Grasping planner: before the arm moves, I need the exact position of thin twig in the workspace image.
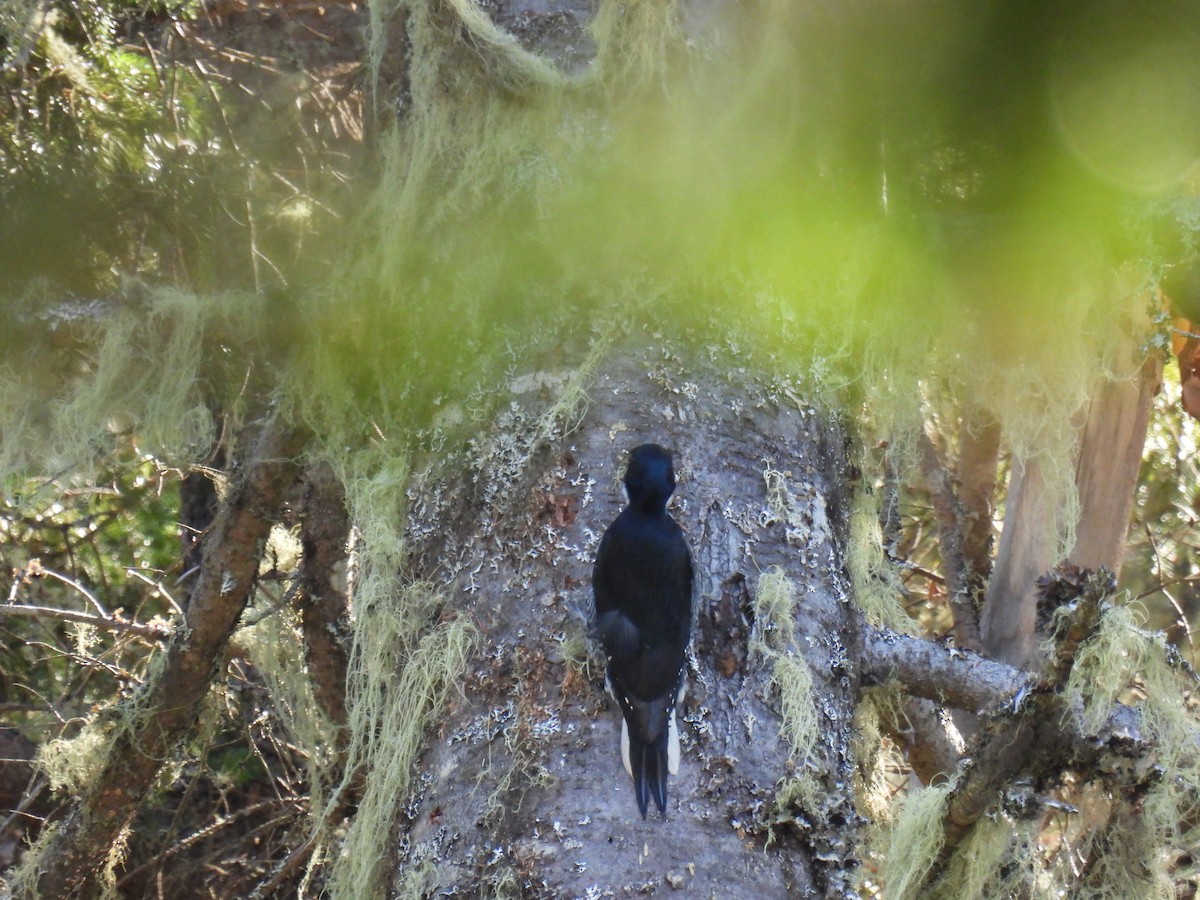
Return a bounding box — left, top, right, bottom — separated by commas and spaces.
895, 561, 946, 586
115, 799, 298, 888
1134, 573, 1200, 600
1141, 523, 1194, 651
35, 566, 110, 617
0, 774, 50, 839
0, 604, 171, 640
125, 568, 187, 617
24, 639, 138, 682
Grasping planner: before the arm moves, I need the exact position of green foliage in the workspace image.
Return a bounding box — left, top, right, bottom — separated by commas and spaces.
1, 0, 209, 290
1, 0, 357, 294
206, 745, 268, 790
0, 457, 181, 737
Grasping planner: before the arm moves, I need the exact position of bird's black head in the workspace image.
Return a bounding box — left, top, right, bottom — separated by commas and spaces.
623, 444, 677, 512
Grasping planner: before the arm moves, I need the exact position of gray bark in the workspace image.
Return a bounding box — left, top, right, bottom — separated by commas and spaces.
396, 340, 861, 897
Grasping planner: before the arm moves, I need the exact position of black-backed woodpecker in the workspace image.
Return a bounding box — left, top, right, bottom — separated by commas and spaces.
592, 443, 694, 819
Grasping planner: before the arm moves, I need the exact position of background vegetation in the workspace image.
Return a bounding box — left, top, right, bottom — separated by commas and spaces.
3, 0, 1200, 895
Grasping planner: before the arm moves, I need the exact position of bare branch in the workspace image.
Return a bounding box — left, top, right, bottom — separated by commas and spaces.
0, 603, 171, 641
862, 624, 1024, 714
17, 563, 110, 618
124, 568, 187, 617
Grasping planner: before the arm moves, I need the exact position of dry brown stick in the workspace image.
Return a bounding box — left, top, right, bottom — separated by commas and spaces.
249, 831, 318, 899
114, 798, 297, 889
956, 413, 1000, 585
21, 418, 306, 899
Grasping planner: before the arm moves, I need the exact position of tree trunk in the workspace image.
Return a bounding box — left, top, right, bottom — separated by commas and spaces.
1069, 353, 1162, 572
394, 341, 862, 896
980, 455, 1055, 667
982, 298, 1160, 669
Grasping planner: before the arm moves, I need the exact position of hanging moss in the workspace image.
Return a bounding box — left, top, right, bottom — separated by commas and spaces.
0, 288, 261, 486
751, 568, 821, 809
1058, 602, 1200, 899
324, 580, 476, 897
235, 611, 341, 813
933, 816, 1038, 900
851, 695, 902, 824
1, 0, 1192, 896
879, 781, 952, 900
36, 721, 115, 797
1064, 601, 1151, 736
847, 490, 914, 632
5, 820, 60, 900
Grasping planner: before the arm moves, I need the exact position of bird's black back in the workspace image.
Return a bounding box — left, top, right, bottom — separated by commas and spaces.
592, 441, 691, 715
592, 444, 694, 818
593, 508, 692, 700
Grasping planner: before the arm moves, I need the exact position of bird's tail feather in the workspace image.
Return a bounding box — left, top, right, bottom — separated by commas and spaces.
622, 715, 673, 818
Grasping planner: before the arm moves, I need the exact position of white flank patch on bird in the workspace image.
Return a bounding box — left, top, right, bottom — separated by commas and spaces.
667, 709, 680, 776
621, 718, 633, 778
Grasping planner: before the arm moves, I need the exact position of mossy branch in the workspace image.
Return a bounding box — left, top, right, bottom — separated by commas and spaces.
921, 567, 1119, 893
863, 580, 1171, 898
1041, 567, 1114, 686
20, 416, 306, 899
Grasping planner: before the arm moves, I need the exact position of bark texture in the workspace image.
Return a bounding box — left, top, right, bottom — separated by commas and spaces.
919, 433, 983, 653
395, 341, 862, 897
299, 462, 352, 732
982, 320, 1159, 670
